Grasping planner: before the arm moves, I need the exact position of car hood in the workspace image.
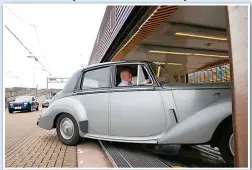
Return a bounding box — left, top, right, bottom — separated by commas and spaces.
9, 101, 31, 104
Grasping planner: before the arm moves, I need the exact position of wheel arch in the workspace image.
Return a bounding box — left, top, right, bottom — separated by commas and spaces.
209, 115, 233, 147
158, 97, 232, 144
53, 112, 63, 128
41, 97, 88, 136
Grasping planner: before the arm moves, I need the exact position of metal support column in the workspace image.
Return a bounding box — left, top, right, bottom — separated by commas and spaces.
226, 6, 248, 167
46, 77, 48, 89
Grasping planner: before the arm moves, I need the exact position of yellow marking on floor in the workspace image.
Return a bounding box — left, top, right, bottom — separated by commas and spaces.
171, 166, 184, 168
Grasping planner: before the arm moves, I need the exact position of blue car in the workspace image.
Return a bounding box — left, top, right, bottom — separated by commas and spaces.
8, 96, 39, 113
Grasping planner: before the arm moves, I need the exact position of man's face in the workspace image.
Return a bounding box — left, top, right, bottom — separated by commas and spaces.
122, 70, 132, 82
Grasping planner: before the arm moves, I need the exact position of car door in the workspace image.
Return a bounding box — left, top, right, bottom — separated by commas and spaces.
110, 63, 167, 137
72, 66, 111, 136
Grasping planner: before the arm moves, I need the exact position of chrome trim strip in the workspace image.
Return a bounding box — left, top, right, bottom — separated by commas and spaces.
111, 87, 155, 92
84, 133, 165, 144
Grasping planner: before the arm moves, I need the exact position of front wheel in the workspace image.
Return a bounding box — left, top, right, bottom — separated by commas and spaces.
219, 125, 234, 166
56, 113, 81, 146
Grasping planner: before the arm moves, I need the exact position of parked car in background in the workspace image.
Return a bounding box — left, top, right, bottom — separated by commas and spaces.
37, 61, 233, 165
42, 99, 51, 108
8, 95, 39, 113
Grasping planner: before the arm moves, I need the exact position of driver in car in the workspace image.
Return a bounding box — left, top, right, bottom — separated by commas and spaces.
118, 69, 151, 86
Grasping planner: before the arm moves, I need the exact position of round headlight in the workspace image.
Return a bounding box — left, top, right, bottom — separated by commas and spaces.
24, 102, 28, 105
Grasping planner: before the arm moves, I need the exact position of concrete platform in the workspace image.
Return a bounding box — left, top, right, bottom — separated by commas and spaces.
77, 139, 113, 168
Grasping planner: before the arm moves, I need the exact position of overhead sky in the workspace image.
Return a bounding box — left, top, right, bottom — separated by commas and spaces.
3, 4, 106, 89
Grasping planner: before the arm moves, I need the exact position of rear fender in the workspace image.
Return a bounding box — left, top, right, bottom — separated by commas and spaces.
158, 97, 232, 144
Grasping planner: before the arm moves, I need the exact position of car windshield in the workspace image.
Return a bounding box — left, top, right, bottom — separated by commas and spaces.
149, 62, 177, 84
15, 96, 32, 102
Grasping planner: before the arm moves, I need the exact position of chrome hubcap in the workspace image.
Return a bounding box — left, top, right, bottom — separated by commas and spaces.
60, 118, 74, 140
229, 133, 234, 156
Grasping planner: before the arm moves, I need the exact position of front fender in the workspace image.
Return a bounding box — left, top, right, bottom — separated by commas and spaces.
158, 96, 232, 144
38, 96, 88, 136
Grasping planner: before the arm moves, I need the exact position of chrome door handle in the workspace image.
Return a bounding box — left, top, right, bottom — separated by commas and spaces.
212, 92, 220, 96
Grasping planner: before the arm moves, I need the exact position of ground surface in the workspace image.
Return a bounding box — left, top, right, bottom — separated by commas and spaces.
5, 108, 77, 168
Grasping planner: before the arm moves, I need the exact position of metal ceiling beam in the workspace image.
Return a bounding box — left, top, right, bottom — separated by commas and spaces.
162, 22, 227, 40
164, 21, 227, 32
139, 44, 229, 56
111, 6, 179, 62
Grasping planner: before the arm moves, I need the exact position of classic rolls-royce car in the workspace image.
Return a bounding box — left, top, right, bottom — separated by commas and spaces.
37, 61, 233, 164
42, 99, 51, 108
9, 95, 39, 113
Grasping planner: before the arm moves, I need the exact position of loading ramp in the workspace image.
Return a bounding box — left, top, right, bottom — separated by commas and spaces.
99, 140, 229, 168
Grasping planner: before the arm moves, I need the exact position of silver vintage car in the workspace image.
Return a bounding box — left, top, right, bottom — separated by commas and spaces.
37, 61, 233, 164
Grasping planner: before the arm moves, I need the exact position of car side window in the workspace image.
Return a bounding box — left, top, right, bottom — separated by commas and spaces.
138, 65, 153, 85
115, 64, 153, 87
81, 67, 111, 89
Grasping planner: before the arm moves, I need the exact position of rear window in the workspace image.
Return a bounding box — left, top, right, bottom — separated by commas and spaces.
81, 67, 111, 89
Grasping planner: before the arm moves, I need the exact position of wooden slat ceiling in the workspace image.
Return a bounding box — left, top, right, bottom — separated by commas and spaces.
111, 6, 179, 61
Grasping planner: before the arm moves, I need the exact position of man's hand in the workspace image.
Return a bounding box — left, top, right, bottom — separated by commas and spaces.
145, 79, 151, 84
